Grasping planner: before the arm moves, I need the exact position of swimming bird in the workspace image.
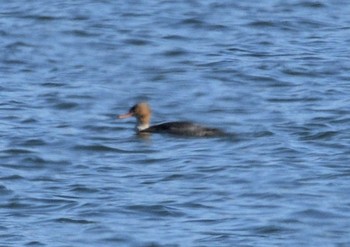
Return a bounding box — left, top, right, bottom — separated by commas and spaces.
117, 102, 225, 137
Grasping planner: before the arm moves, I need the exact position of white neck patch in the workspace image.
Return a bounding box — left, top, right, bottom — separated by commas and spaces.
136, 123, 149, 131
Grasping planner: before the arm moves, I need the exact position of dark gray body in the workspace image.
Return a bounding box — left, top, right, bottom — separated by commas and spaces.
140, 121, 225, 137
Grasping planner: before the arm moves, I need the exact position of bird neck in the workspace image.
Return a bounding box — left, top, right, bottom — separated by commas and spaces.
136, 115, 150, 131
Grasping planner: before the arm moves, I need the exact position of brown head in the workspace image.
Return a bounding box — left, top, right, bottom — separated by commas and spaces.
118, 102, 151, 130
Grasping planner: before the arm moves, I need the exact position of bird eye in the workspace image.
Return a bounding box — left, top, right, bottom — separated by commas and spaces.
129, 106, 136, 113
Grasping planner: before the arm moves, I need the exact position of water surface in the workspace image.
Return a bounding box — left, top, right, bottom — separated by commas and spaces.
1, 1, 350, 246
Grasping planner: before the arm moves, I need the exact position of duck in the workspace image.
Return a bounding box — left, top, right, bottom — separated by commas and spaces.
117, 102, 225, 137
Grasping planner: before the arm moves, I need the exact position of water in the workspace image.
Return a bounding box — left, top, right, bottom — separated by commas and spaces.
1, 0, 350, 246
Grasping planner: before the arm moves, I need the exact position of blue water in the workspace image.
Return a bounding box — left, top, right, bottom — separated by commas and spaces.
1, 1, 350, 246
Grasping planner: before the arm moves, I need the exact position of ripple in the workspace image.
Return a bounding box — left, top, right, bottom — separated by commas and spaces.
2, 156, 49, 171
253, 130, 274, 137
160, 174, 186, 181
21, 14, 63, 21
0, 175, 24, 181
41, 82, 67, 88
181, 16, 203, 24
161, 48, 189, 57
246, 20, 276, 28
267, 97, 320, 103
25, 241, 45, 246
253, 225, 292, 235
98, 235, 132, 245
63, 29, 97, 37
330, 117, 350, 125
21, 155, 46, 165
33, 15, 61, 22
126, 204, 184, 217
281, 67, 316, 77
0, 184, 13, 196
3, 59, 27, 65
22, 139, 47, 146
293, 209, 342, 219
5, 41, 35, 49
21, 118, 38, 124
0, 201, 31, 209
162, 34, 187, 40
296, 1, 326, 8
74, 144, 129, 153
123, 38, 153, 46
300, 130, 338, 141
53, 101, 79, 110
55, 217, 95, 224
3, 148, 34, 154
69, 184, 100, 194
